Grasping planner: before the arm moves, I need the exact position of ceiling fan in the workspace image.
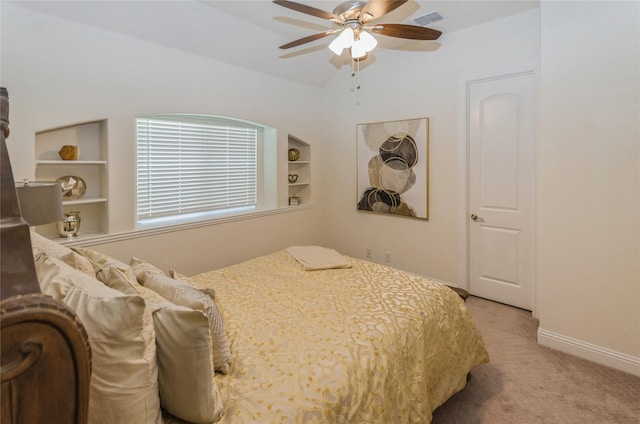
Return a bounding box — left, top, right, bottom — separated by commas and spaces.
273, 0, 442, 60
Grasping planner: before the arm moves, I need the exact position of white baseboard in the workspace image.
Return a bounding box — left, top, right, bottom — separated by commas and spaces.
537, 328, 640, 377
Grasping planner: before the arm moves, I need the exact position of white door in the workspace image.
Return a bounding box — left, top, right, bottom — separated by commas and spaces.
468, 72, 536, 310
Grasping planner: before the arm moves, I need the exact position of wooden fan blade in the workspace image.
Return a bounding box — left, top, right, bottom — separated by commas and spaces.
371, 24, 442, 40
360, 0, 408, 22
278, 30, 335, 49
273, 0, 340, 22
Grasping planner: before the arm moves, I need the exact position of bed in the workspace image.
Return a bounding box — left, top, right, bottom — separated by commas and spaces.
185, 248, 490, 423
0, 87, 489, 423
28, 239, 489, 424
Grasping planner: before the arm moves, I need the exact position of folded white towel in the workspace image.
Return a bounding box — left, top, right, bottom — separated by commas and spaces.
285, 246, 352, 271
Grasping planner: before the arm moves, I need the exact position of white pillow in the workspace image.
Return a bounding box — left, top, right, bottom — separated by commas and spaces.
34, 253, 162, 424
59, 251, 96, 277
130, 255, 167, 276
69, 249, 224, 422
72, 246, 141, 295
30, 230, 72, 258
131, 257, 231, 374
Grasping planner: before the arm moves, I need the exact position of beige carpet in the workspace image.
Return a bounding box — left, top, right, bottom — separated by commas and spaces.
432, 296, 640, 424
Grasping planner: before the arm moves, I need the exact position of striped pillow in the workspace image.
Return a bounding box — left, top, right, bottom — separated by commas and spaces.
131, 258, 231, 374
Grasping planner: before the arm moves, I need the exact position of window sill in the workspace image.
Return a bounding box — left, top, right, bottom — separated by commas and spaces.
60, 203, 312, 247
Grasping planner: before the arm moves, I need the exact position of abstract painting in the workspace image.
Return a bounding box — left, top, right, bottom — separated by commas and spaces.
356, 117, 429, 220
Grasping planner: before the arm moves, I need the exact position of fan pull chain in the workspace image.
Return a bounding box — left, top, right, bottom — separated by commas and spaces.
351, 57, 361, 91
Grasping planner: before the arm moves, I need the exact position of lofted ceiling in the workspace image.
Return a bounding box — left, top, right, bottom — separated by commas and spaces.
11, 0, 539, 87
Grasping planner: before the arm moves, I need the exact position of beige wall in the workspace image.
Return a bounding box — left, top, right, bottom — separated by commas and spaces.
537, 1, 639, 367
1, 3, 328, 273
321, 10, 540, 284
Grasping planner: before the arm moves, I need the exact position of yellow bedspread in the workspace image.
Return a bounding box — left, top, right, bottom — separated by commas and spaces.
188, 250, 489, 423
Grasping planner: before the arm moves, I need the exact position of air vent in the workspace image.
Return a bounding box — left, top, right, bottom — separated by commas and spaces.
414, 11, 443, 26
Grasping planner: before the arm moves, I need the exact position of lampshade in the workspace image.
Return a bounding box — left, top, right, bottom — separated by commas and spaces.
358, 31, 378, 52
16, 181, 64, 226
328, 27, 354, 55
351, 31, 378, 59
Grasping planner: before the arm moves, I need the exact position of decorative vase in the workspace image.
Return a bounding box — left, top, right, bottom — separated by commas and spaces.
289, 196, 300, 206
59, 145, 80, 160
57, 211, 81, 239
288, 174, 299, 183
288, 148, 300, 161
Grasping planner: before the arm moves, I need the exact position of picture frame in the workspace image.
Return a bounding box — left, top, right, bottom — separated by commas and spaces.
356, 117, 429, 220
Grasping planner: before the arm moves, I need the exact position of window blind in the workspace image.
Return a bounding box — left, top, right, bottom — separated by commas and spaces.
136, 117, 258, 222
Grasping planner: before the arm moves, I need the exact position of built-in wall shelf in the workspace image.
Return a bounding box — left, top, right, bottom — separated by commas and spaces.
33, 120, 109, 240
287, 135, 311, 206
36, 160, 107, 166
63, 197, 108, 206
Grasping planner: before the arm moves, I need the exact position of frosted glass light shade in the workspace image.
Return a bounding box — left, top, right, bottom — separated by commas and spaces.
351, 40, 367, 58
328, 27, 354, 55
359, 31, 378, 52
351, 31, 377, 59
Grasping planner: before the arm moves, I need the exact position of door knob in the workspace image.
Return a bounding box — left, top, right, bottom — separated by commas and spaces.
471, 214, 480, 221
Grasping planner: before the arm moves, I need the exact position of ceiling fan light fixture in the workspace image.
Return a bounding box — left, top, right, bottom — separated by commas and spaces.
274, 0, 443, 83
351, 31, 377, 58
358, 30, 377, 52
350, 43, 366, 59
328, 27, 355, 55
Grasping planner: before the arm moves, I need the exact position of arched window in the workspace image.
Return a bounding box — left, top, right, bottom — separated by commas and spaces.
136, 114, 269, 226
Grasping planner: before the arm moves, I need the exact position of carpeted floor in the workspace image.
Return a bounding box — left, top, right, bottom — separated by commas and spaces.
432, 296, 640, 424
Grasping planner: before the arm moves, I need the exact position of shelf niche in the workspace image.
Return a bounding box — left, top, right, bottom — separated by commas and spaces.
287, 135, 311, 206
33, 120, 108, 240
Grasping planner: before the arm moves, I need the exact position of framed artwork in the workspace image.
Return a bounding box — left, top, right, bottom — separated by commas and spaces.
356, 117, 429, 220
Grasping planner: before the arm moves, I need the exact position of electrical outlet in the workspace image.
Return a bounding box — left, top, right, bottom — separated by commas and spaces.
366, 248, 372, 259
385, 252, 391, 263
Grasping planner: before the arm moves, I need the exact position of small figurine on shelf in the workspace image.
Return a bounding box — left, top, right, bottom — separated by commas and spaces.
58, 145, 80, 160
289, 196, 301, 206
288, 148, 300, 161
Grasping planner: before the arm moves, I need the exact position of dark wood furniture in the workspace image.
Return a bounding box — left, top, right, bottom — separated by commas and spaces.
448, 286, 470, 302
0, 87, 92, 423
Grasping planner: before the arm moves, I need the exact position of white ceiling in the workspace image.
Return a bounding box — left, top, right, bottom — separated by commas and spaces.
13, 0, 539, 87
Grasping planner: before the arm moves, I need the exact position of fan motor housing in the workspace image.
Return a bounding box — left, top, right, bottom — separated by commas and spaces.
333, 1, 367, 21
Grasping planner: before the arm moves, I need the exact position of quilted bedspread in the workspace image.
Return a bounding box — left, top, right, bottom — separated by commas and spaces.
188, 250, 489, 423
